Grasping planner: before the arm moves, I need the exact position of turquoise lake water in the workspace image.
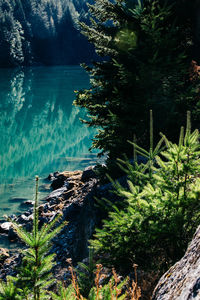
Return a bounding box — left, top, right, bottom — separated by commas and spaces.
0, 66, 98, 220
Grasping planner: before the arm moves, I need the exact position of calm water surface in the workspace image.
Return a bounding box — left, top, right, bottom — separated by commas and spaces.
0, 66, 98, 220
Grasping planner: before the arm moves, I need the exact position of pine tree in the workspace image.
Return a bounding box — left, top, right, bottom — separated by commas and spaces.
4, 176, 67, 300
90, 114, 200, 271
0, 276, 23, 300
74, 0, 200, 162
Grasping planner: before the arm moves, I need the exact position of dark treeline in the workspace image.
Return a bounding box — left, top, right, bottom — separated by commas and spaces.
0, 0, 95, 67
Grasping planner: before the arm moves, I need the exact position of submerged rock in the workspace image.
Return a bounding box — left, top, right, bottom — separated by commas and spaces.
152, 225, 200, 300
39, 184, 51, 192
20, 200, 34, 208
9, 198, 28, 203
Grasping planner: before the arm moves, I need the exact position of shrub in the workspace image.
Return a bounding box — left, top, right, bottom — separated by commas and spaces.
51, 264, 141, 300
90, 118, 200, 272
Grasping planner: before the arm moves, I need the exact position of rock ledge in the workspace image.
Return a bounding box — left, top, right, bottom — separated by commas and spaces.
152, 225, 200, 300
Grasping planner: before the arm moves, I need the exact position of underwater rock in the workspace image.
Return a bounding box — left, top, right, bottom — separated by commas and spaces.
20, 200, 34, 208
9, 197, 28, 203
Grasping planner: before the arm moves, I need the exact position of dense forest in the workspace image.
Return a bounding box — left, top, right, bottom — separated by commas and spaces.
0, 0, 94, 67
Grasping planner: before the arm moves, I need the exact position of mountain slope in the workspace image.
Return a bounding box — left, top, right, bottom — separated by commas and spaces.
0, 0, 94, 67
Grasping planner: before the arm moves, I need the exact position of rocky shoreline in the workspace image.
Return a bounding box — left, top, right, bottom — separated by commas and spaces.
1, 166, 200, 299
0, 166, 107, 281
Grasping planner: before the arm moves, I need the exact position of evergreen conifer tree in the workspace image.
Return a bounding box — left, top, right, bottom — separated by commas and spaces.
90, 114, 200, 271
3, 176, 67, 300
74, 0, 200, 162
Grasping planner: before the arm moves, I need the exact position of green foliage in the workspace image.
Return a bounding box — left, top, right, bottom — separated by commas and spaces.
75, 0, 200, 162
76, 249, 97, 297
4, 176, 67, 300
52, 279, 129, 300
88, 277, 128, 300
90, 121, 200, 272
51, 264, 137, 300
97, 111, 165, 212
52, 249, 97, 299
51, 282, 76, 300
0, 276, 23, 300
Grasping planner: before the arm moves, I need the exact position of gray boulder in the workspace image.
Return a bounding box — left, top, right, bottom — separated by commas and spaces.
46, 186, 67, 202
0, 222, 12, 233
152, 225, 200, 300
81, 166, 97, 182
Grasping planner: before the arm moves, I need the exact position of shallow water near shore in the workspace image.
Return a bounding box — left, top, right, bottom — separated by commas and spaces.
0, 65, 98, 222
